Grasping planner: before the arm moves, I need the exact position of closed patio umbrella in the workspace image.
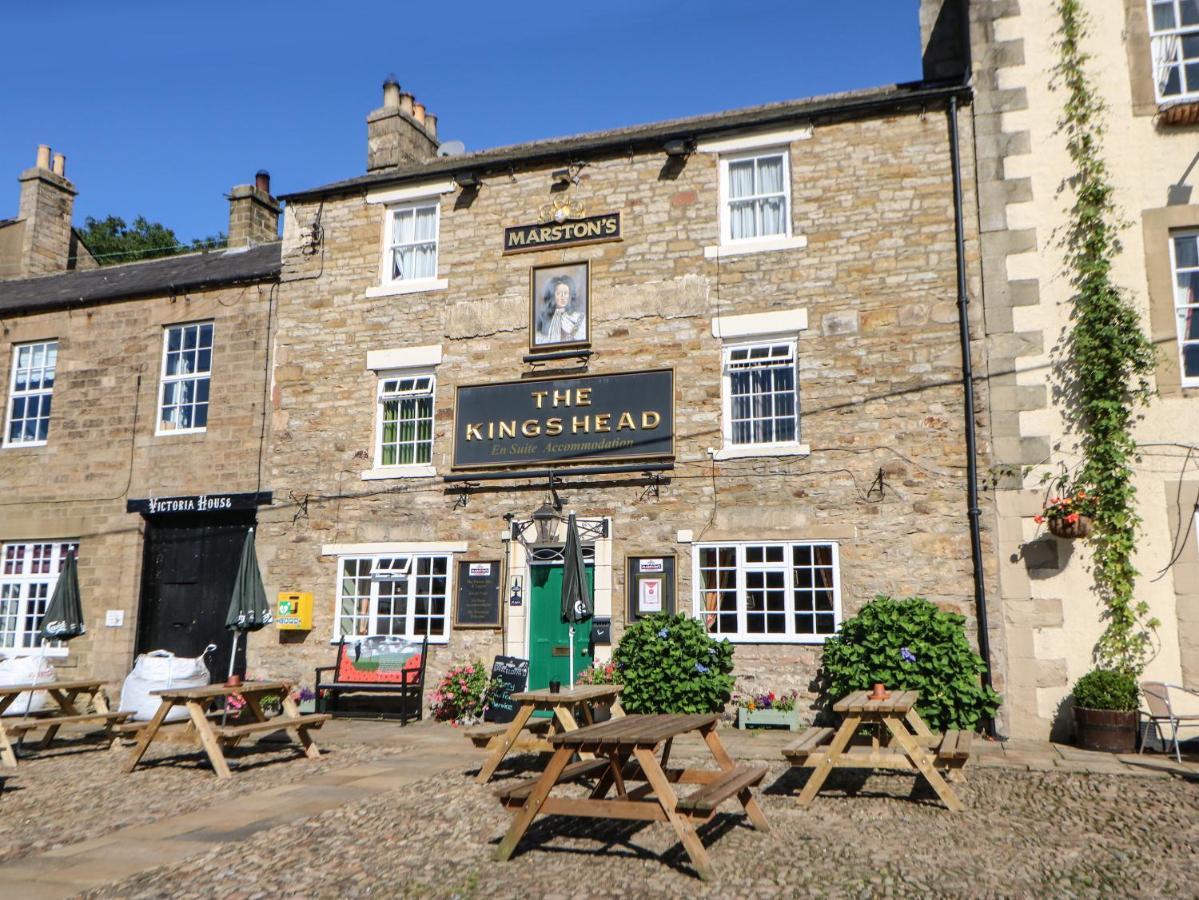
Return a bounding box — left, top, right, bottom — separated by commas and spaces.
23, 550, 86, 714
224, 528, 272, 684
560, 514, 592, 688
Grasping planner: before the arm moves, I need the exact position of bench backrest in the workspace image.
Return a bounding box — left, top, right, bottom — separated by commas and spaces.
334, 634, 429, 685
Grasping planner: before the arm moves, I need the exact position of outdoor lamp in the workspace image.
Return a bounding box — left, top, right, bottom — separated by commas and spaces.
531, 501, 560, 544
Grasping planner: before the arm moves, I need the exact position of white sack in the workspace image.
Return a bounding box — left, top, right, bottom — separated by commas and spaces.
0, 655, 57, 716
118, 650, 210, 722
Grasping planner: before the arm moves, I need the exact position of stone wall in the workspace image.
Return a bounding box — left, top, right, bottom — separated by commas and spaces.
251, 103, 991, 720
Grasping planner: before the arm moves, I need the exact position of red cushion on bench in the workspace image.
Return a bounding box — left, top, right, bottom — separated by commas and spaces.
334, 636, 423, 685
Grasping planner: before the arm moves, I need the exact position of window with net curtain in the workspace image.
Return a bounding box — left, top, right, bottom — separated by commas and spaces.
1150, 0, 1199, 101
725, 151, 789, 242
377, 374, 434, 466
5, 339, 57, 446
725, 342, 798, 446
158, 322, 212, 432
388, 201, 439, 282
1172, 231, 1199, 384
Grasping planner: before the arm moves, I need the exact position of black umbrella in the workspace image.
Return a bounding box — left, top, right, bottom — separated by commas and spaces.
560, 514, 592, 687
23, 550, 86, 714
224, 528, 272, 683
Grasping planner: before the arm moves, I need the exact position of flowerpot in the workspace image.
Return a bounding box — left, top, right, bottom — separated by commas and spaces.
737, 707, 800, 731
1048, 515, 1093, 539
1074, 706, 1137, 752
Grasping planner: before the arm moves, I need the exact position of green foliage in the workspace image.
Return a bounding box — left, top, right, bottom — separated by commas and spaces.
1053, 1, 1158, 675
613, 613, 734, 713
819, 596, 1000, 732
1072, 668, 1139, 712
77, 215, 225, 266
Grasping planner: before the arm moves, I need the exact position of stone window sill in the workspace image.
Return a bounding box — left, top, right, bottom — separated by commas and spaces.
361, 465, 437, 481
365, 278, 448, 299
704, 235, 807, 260
2, 440, 48, 450
712, 443, 810, 461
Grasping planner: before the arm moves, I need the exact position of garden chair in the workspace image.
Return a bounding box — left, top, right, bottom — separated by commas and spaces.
1139, 681, 1199, 763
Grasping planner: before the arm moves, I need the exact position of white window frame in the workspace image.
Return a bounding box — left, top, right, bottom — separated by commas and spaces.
716, 338, 806, 459
1149, 0, 1199, 103
0, 540, 78, 657
705, 145, 806, 259
4, 339, 58, 448
364, 366, 437, 480
1169, 229, 1199, 387
333, 552, 453, 644
156, 321, 213, 436
366, 197, 448, 298
692, 540, 841, 644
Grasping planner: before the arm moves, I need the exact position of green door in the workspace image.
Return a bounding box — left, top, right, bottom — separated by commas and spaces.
528, 563, 594, 692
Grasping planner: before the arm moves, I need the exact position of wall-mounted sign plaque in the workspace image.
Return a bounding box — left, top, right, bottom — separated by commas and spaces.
126, 491, 272, 515
452, 369, 674, 470
503, 211, 621, 255
454, 560, 502, 628
627, 554, 676, 621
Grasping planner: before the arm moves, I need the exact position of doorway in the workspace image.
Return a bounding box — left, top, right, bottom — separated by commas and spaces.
136, 511, 254, 681
527, 555, 595, 692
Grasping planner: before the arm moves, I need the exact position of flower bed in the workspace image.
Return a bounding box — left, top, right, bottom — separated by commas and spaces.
734, 690, 801, 731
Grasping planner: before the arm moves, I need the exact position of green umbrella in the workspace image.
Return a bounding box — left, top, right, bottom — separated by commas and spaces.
224, 529, 272, 682
560, 514, 592, 688
41, 550, 85, 642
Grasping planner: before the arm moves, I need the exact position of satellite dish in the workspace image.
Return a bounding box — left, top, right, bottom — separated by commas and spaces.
437, 140, 466, 157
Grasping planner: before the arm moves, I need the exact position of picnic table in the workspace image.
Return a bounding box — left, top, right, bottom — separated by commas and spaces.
782, 689, 970, 811
468, 683, 624, 784
0, 678, 129, 767
123, 681, 330, 779
495, 712, 769, 881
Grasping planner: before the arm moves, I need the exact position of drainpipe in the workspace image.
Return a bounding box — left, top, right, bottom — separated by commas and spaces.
947, 93, 997, 738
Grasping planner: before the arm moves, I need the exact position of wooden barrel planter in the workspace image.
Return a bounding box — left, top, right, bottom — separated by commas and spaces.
1074, 706, 1137, 752
1048, 515, 1093, 539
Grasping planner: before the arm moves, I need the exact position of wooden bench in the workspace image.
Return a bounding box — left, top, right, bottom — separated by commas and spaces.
676, 765, 769, 818
4, 711, 130, 735
781, 726, 835, 762
465, 717, 552, 749
316, 634, 428, 725
210, 713, 330, 740
935, 729, 973, 760
497, 757, 611, 807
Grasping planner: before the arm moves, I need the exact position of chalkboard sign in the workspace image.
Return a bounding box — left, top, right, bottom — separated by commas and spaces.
484, 655, 529, 723
454, 560, 502, 628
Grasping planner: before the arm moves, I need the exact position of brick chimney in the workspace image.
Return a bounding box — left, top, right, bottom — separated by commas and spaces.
366, 76, 439, 172
13, 145, 80, 276
227, 170, 281, 247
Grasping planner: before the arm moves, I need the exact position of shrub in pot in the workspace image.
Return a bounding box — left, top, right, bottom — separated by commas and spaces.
1071, 668, 1139, 752
819, 595, 1001, 732
613, 613, 734, 713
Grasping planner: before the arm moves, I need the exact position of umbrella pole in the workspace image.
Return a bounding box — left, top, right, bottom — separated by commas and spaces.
221, 632, 240, 727
569, 625, 575, 689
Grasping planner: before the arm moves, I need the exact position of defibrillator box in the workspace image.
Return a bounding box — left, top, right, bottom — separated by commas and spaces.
276, 592, 313, 630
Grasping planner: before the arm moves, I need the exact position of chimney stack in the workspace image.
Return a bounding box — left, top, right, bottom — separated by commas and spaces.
227, 169, 281, 248
8, 144, 81, 278
366, 76, 439, 172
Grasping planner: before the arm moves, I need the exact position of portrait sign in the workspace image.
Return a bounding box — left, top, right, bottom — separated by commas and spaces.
530, 261, 589, 351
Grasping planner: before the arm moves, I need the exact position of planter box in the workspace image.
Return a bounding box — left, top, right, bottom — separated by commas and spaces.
737, 707, 800, 731
1048, 515, 1093, 539
1074, 706, 1136, 752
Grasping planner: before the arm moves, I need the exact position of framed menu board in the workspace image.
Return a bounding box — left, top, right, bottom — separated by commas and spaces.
626, 554, 676, 621
454, 560, 502, 628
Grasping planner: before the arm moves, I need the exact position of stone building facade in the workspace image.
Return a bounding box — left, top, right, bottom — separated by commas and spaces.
0, 167, 280, 683
247, 78, 995, 714
923, 0, 1199, 738
0, 145, 96, 281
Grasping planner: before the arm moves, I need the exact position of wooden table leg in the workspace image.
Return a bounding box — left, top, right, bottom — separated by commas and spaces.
495, 745, 573, 862
124, 699, 174, 773
797, 715, 861, 808
905, 706, 934, 739
882, 715, 963, 812
476, 702, 535, 784
186, 700, 233, 779
36, 687, 86, 749
554, 704, 594, 760
281, 691, 322, 760
633, 745, 715, 882
702, 726, 769, 832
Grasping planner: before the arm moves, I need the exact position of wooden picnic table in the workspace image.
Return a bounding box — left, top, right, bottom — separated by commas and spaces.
469, 683, 624, 784
495, 712, 769, 881
0, 678, 129, 767
123, 680, 330, 779
782, 689, 969, 811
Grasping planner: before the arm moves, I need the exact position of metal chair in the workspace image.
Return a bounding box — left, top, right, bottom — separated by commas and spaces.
1140, 681, 1199, 763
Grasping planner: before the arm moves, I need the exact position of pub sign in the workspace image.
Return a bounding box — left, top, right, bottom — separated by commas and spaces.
503, 211, 621, 255
452, 369, 674, 469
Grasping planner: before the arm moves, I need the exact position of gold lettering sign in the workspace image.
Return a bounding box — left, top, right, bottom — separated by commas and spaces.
503, 212, 622, 255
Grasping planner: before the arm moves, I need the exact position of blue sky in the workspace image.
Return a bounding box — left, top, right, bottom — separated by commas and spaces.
0, 1, 921, 244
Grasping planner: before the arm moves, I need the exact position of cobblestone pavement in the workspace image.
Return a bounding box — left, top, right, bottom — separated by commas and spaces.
81, 753, 1199, 899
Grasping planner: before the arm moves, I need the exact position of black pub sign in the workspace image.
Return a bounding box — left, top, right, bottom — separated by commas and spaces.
452, 369, 673, 469
503, 212, 621, 255
126, 491, 272, 515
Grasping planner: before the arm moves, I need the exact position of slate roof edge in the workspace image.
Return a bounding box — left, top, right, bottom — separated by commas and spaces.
281, 80, 972, 203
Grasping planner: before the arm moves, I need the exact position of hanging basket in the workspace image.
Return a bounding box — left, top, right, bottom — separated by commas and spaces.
1047, 515, 1093, 539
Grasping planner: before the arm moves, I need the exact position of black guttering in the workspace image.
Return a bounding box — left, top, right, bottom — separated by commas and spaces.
281, 80, 972, 204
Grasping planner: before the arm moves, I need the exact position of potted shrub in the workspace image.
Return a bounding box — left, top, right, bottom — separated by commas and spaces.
1034, 487, 1097, 539
1072, 668, 1139, 752
429, 661, 494, 725
575, 660, 620, 722
612, 613, 734, 713
735, 690, 801, 731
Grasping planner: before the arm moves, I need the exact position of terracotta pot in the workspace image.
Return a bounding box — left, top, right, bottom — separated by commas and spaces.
1074, 706, 1137, 753
224, 674, 243, 688
1048, 515, 1093, 539
869, 683, 890, 701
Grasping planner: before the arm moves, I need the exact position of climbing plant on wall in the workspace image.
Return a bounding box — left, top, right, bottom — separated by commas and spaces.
1053, 0, 1158, 674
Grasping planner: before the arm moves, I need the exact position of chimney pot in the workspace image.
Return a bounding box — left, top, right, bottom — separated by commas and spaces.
255, 169, 271, 194
51, 153, 66, 177
36, 145, 52, 170
413, 102, 426, 124
398, 91, 414, 116
425, 113, 438, 141
383, 77, 401, 109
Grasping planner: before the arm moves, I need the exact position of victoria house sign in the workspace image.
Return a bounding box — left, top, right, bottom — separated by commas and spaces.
452, 370, 674, 469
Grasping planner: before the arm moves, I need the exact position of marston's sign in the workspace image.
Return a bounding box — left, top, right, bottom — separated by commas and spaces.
126, 491, 272, 515
503, 211, 621, 255
452, 369, 673, 469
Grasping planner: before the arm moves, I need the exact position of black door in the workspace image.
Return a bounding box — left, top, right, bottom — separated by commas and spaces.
136, 511, 255, 682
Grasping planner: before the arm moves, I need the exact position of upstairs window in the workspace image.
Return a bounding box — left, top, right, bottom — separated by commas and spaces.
386, 201, 439, 284
1150, 0, 1199, 102
5, 340, 57, 447
723, 341, 798, 448
720, 150, 791, 244
1171, 231, 1199, 386
376, 373, 435, 468
158, 322, 212, 434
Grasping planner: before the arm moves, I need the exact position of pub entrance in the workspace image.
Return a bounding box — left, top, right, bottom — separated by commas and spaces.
135, 510, 254, 681
527, 545, 595, 693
